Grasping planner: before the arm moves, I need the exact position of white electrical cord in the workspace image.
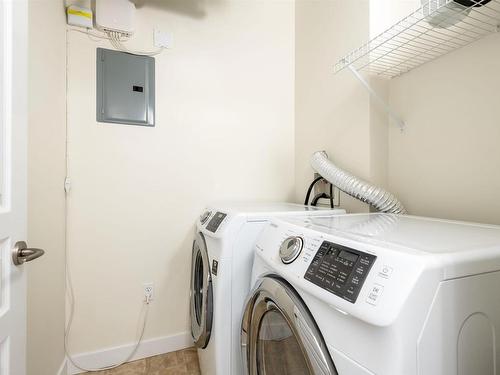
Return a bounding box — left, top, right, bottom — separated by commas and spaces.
64, 261, 151, 372
63, 28, 152, 372
63, 177, 152, 372
67, 27, 126, 42
67, 27, 164, 56
106, 30, 164, 56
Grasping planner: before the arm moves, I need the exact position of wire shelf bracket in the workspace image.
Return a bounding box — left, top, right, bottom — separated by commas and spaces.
347, 65, 406, 131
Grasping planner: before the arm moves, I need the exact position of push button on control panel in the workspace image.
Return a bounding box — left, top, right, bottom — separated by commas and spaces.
355, 265, 366, 276
378, 265, 393, 279
359, 256, 372, 266
346, 286, 357, 297
366, 284, 384, 306
304, 241, 376, 304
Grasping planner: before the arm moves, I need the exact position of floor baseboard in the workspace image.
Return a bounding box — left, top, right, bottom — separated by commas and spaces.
66, 331, 192, 374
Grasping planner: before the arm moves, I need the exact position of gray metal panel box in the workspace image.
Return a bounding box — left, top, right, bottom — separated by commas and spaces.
96, 48, 155, 127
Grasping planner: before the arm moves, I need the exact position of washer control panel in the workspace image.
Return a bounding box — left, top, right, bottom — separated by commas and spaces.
206, 212, 227, 233
304, 241, 376, 303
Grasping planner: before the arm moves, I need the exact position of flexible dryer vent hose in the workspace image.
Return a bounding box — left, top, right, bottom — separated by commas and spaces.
310, 151, 407, 214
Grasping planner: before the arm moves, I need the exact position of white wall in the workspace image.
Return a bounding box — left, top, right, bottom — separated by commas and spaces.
388, 32, 500, 224
66, 1, 295, 354
294, 0, 388, 212
27, 1, 67, 374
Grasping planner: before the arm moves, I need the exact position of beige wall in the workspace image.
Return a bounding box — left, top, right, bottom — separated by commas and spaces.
27, 1, 67, 374
295, 0, 387, 212
66, 1, 295, 354
388, 33, 500, 225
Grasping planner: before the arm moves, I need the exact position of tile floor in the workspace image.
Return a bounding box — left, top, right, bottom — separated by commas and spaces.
87, 347, 200, 375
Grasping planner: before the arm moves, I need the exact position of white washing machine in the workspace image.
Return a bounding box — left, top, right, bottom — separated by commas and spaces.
242, 213, 500, 375
190, 203, 345, 375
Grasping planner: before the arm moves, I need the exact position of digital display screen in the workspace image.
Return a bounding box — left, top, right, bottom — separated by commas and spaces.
339, 250, 359, 263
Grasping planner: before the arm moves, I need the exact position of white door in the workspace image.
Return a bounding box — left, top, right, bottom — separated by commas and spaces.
0, 1, 38, 374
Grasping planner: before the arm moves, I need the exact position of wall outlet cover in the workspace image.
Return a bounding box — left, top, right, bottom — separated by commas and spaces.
313, 173, 329, 196
154, 30, 174, 49
143, 283, 154, 301
313, 173, 340, 207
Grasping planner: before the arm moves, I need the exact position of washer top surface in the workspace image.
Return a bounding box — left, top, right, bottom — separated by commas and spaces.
207, 201, 332, 216
281, 213, 500, 255
203, 202, 345, 224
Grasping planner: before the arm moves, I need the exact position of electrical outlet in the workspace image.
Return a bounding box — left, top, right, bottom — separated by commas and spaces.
143, 283, 154, 302
313, 172, 329, 197
313, 173, 340, 207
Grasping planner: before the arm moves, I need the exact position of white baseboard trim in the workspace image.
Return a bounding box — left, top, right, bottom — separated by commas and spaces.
66, 331, 192, 375
57, 358, 68, 375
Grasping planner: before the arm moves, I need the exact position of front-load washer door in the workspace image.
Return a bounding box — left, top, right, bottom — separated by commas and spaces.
241, 275, 336, 375
190, 232, 213, 349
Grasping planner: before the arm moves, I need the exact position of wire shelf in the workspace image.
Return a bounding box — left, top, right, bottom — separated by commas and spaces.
334, 0, 500, 78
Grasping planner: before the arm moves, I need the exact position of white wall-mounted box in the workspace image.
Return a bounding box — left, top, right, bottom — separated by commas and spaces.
67, 5, 93, 29
94, 0, 135, 36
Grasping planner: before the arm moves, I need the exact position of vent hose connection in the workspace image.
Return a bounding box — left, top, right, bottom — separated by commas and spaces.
310, 151, 407, 214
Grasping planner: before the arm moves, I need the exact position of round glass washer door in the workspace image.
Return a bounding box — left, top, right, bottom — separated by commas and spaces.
241, 275, 337, 375
190, 232, 213, 349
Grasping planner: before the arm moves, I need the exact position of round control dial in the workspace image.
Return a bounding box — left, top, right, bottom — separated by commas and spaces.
200, 211, 212, 224
279, 236, 304, 264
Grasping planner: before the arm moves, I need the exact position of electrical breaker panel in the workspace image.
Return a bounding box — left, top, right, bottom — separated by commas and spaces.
96, 48, 155, 127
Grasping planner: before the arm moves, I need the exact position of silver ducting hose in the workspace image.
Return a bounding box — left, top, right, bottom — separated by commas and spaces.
311, 151, 407, 214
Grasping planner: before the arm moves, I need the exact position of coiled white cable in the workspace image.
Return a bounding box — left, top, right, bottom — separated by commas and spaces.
67, 27, 164, 57
106, 30, 164, 56
64, 267, 150, 372
63, 186, 151, 372
64, 27, 152, 371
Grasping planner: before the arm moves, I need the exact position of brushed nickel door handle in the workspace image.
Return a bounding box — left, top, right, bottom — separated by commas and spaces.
12, 241, 45, 266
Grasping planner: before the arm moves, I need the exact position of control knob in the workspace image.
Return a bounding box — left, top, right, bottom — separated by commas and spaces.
200, 210, 212, 224
279, 236, 304, 264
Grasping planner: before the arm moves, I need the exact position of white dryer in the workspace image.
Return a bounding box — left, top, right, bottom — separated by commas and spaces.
190, 203, 345, 375
242, 213, 500, 375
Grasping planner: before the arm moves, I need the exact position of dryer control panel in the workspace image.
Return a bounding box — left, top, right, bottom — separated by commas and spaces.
304, 241, 376, 303
206, 212, 227, 233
